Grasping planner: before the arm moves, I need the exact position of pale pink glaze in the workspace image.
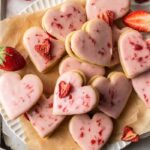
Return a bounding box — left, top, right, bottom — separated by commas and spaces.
23, 27, 65, 72
27, 95, 65, 137
59, 57, 105, 79
69, 113, 113, 150
53, 71, 97, 115
70, 19, 113, 66
86, 0, 130, 20
119, 30, 150, 78
42, 1, 86, 41
132, 71, 150, 108
0, 73, 43, 120
91, 72, 132, 119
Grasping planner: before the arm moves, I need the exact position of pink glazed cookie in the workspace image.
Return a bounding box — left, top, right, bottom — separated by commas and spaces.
66, 19, 113, 66
53, 71, 98, 115
42, 0, 86, 41
27, 95, 65, 137
23, 27, 65, 73
69, 113, 113, 150
59, 56, 105, 79
0, 72, 43, 120
119, 29, 150, 78
132, 71, 150, 108
86, 0, 130, 20
91, 72, 132, 119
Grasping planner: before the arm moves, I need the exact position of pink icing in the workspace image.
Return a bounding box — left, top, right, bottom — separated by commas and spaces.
0, 73, 43, 119
86, 0, 130, 20
27, 95, 65, 137
132, 71, 150, 108
69, 113, 113, 150
23, 27, 65, 72
53, 71, 97, 115
91, 72, 132, 119
70, 19, 113, 66
119, 30, 150, 78
59, 57, 105, 79
42, 1, 86, 40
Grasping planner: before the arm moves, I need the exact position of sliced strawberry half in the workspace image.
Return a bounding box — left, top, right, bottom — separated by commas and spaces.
0, 46, 26, 71
124, 10, 150, 32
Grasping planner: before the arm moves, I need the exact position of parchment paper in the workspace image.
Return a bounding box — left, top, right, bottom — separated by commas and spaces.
1, 6, 150, 150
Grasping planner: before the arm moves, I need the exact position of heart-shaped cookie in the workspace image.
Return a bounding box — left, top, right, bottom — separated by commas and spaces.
23, 27, 65, 73
59, 56, 105, 79
69, 113, 113, 150
86, 0, 130, 20
27, 95, 65, 137
0, 72, 43, 119
119, 29, 150, 78
132, 71, 150, 108
91, 72, 132, 119
53, 71, 98, 115
66, 19, 113, 66
42, 0, 86, 41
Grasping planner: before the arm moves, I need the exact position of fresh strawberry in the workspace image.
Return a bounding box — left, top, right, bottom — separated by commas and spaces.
98, 10, 115, 26
0, 46, 26, 71
124, 10, 150, 32
135, 0, 149, 3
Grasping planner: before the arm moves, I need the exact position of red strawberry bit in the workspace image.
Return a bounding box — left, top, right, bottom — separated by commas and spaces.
124, 10, 150, 32
62, 107, 67, 112
59, 81, 72, 98
130, 41, 143, 51
121, 126, 140, 142
89, 36, 96, 45
98, 10, 115, 26
143, 94, 149, 103
80, 132, 84, 138
35, 39, 53, 61
107, 42, 112, 48
51, 22, 63, 29
98, 138, 104, 145
25, 84, 32, 90
0, 46, 26, 71
66, 13, 72, 18
91, 139, 96, 145
49, 102, 53, 108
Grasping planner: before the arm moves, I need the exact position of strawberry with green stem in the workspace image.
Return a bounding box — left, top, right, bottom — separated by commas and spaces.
0, 46, 26, 71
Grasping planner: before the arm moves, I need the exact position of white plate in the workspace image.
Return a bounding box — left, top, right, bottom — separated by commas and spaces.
1, 0, 148, 149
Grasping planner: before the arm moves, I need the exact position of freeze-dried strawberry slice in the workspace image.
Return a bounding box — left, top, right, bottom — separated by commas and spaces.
98, 10, 115, 26
121, 126, 140, 142
59, 81, 72, 98
35, 39, 53, 60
